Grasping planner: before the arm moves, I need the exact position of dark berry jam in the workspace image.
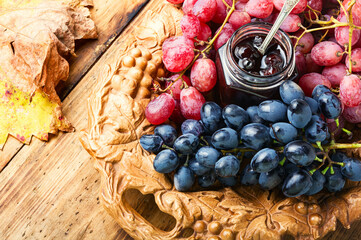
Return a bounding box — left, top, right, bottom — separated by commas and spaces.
233, 35, 287, 76
216, 22, 297, 108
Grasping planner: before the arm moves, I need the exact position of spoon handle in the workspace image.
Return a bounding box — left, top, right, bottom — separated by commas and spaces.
257, 0, 301, 55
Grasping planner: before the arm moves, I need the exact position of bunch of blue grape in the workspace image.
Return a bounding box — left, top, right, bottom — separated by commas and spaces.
140, 80, 361, 197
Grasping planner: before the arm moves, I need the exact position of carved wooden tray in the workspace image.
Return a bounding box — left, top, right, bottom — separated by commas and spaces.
79, 1, 361, 239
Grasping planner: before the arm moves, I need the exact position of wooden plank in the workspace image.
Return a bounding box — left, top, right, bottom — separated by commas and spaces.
0, 0, 149, 172
0, 0, 173, 239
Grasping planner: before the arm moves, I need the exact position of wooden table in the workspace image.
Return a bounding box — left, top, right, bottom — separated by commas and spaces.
0, 0, 360, 239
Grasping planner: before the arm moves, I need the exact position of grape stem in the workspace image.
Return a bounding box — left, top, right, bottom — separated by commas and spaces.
296, 0, 358, 73
156, 0, 236, 93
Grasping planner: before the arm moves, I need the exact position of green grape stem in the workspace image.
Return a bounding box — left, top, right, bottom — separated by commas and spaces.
322, 166, 330, 175
279, 157, 286, 166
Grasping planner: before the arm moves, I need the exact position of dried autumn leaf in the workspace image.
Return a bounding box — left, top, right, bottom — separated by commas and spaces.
0, 0, 97, 149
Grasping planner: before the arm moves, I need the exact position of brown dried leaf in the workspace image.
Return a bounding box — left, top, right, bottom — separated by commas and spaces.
0, 0, 97, 148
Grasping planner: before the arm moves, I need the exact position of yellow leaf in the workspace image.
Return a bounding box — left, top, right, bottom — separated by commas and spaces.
0, 79, 73, 149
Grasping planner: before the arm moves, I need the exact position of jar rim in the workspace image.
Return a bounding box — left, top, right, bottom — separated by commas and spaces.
226, 22, 295, 86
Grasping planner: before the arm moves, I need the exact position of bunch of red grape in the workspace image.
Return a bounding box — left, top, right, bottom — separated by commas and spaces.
146, 0, 361, 127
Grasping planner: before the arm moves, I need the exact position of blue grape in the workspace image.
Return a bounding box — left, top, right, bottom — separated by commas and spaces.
269, 122, 298, 144
305, 115, 328, 143
341, 157, 361, 181
258, 100, 287, 122
218, 176, 238, 186
246, 106, 268, 124
283, 161, 299, 174
324, 166, 345, 192
211, 128, 239, 150
173, 133, 199, 154
331, 151, 348, 162
317, 92, 342, 119
240, 164, 259, 185
222, 104, 249, 131
140, 134, 163, 153
215, 155, 240, 177
279, 80, 305, 104
259, 166, 285, 190
240, 123, 271, 150
282, 169, 313, 197
153, 149, 179, 173
304, 96, 320, 115
250, 148, 279, 173
195, 146, 221, 168
181, 119, 204, 137
312, 85, 332, 102
154, 124, 177, 146
189, 158, 211, 176
305, 169, 325, 195
200, 102, 223, 133
174, 166, 195, 191
284, 140, 316, 166
198, 170, 217, 187
287, 99, 312, 128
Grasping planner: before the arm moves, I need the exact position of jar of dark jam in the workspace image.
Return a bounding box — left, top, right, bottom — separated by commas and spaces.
216, 22, 297, 108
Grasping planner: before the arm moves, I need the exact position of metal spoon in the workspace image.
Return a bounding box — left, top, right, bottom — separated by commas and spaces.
257, 0, 301, 55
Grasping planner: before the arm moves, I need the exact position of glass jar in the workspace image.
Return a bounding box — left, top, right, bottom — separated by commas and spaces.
216, 22, 297, 108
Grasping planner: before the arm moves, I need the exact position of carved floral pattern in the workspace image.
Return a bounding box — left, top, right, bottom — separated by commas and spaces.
79, 1, 361, 239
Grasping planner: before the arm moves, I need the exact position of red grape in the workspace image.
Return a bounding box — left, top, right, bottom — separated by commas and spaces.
180, 87, 206, 120
167, 0, 184, 3
299, 73, 332, 96
335, 15, 361, 47
293, 31, 314, 54
279, 14, 301, 33
327, 116, 345, 136
212, 0, 232, 23
229, 10, 251, 30
343, 0, 361, 24
145, 93, 175, 125
166, 74, 192, 99
343, 104, 361, 123
195, 45, 216, 60
193, 0, 217, 22
340, 74, 361, 107
170, 99, 185, 123
295, 50, 306, 76
181, 14, 201, 39
183, 0, 198, 14
235, 1, 247, 11
353, 35, 361, 48
305, 53, 322, 73
346, 48, 361, 72
304, 0, 322, 20
245, 0, 273, 19
261, 12, 278, 24
163, 36, 194, 50
322, 63, 347, 87
198, 22, 212, 41
214, 23, 235, 50
273, 0, 307, 14
190, 58, 217, 92
311, 41, 343, 66
162, 43, 194, 72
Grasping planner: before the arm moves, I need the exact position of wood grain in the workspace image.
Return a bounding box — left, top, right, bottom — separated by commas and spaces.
1, 0, 361, 239
0, 0, 175, 239
0, 0, 149, 172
